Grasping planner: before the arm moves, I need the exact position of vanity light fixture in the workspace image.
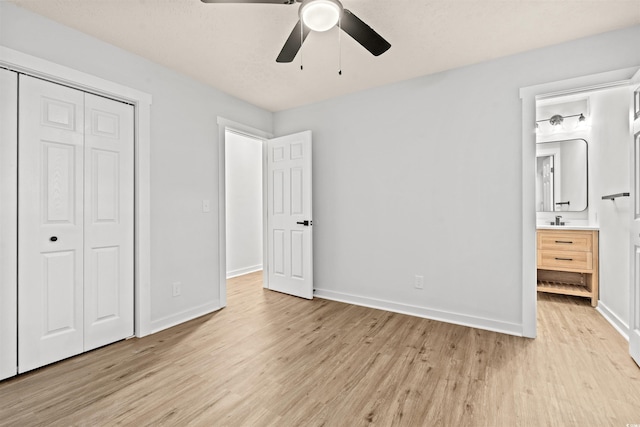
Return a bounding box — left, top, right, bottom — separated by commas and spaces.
536, 113, 586, 127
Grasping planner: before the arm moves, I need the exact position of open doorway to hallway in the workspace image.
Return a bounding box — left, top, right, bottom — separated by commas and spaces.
225, 130, 264, 289
219, 124, 314, 302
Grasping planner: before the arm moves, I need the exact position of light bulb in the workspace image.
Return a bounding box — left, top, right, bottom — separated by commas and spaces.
300, 0, 342, 32
576, 113, 587, 129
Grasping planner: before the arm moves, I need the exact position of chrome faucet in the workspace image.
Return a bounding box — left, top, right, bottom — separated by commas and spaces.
553, 215, 564, 226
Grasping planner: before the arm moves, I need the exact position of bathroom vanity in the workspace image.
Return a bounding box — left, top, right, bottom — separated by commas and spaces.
536, 227, 599, 307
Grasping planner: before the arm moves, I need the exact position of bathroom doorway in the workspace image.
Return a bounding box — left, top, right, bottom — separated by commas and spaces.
521, 67, 640, 339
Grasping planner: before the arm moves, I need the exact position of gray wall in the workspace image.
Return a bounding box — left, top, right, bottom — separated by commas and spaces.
273, 25, 640, 333
0, 2, 272, 330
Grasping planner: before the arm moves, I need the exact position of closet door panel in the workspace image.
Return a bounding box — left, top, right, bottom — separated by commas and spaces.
18, 75, 85, 373
83, 93, 134, 351
0, 69, 18, 380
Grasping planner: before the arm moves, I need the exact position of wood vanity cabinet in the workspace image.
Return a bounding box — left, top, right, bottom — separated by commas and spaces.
536, 229, 599, 307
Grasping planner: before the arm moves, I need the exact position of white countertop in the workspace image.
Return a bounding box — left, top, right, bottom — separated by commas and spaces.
536, 225, 599, 230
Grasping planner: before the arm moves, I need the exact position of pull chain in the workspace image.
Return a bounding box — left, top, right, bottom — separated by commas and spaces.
300, 22, 304, 71
338, 17, 342, 75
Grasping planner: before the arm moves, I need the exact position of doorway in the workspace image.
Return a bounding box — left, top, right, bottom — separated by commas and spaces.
217, 118, 314, 305
225, 130, 264, 280
520, 66, 640, 338
217, 118, 272, 307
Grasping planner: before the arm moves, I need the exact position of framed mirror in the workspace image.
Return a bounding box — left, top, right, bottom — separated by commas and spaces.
535, 138, 588, 212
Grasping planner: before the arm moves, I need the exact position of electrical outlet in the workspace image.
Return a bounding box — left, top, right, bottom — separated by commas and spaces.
414, 275, 424, 290
172, 282, 182, 297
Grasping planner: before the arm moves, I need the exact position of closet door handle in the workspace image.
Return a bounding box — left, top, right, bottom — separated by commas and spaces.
50, 236, 58, 242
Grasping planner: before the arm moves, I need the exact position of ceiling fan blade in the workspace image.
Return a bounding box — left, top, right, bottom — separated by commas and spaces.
340, 9, 391, 56
201, 0, 295, 4
276, 20, 311, 63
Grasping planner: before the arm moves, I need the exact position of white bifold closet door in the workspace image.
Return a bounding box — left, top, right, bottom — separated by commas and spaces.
18, 75, 134, 373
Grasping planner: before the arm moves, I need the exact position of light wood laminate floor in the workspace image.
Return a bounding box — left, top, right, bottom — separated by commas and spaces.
1, 271, 639, 426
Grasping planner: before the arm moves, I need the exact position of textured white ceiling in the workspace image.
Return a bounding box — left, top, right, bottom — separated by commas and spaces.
8, 0, 640, 111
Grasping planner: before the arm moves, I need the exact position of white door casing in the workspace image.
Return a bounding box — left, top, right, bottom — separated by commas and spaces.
0, 68, 18, 380
18, 76, 135, 373
267, 131, 313, 299
18, 76, 86, 372
83, 93, 134, 351
630, 68, 640, 367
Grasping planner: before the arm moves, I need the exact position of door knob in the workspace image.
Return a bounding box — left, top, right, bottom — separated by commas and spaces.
50, 236, 58, 242
296, 220, 312, 226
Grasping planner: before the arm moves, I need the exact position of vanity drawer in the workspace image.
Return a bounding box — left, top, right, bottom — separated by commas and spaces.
537, 231, 592, 252
537, 250, 592, 272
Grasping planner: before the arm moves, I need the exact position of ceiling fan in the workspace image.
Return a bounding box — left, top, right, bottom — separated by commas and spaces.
201, 0, 391, 63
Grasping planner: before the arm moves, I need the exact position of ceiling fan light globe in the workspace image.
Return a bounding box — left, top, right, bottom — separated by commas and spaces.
300, 0, 342, 32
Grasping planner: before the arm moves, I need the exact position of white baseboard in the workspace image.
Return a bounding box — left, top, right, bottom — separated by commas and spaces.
227, 265, 263, 279
596, 301, 629, 341
313, 288, 523, 337
150, 299, 222, 334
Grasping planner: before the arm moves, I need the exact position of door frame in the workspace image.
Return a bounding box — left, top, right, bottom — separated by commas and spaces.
519, 65, 640, 338
217, 117, 273, 306
0, 46, 154, 337
0, 68, 18, 380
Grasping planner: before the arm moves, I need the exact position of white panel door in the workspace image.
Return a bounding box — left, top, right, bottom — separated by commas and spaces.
267, 131, 313, 299
0, 68, 18, 380
630, 69, 640, 367
18, 75, 85, 373
83, 93, 134, 351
